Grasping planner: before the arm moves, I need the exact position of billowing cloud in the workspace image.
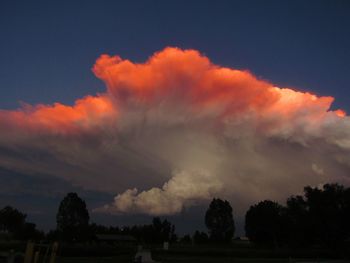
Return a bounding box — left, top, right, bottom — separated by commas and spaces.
0, 47, 350, 216
95, 169, 222, 215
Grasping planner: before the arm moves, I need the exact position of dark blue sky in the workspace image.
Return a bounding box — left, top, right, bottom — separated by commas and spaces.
0, 0, 350, 234
1, 0, 349, 111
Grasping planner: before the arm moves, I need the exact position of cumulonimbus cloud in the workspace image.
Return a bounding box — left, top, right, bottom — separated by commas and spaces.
0, 47, 349, 215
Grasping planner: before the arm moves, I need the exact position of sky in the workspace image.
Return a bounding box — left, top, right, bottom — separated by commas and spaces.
0, 0, 350, 236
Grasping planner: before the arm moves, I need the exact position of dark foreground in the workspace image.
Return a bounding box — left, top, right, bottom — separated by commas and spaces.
1, 241, 350, 263
57, 257, 350, 263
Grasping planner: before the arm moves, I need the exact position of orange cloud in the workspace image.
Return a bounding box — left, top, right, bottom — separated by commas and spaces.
0, 47, 346, 143
93, 47, 278, 111
92, 47, 345, 130
0, 94, 116, 135
0, 47, 344, 138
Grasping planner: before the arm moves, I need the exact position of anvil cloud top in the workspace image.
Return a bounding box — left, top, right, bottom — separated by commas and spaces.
0, 47, 350, 217
0, 0, 349, 232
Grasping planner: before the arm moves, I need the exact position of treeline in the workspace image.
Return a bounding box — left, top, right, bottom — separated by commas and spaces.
1, 183, 350, 249
49, 193, 177, 243
245, 183, 350, 248
47, 218, 177, 244
0, 194, 177, 244
0, 206, 44, 240
89, 217, 177, 243
177, 183, 350, 249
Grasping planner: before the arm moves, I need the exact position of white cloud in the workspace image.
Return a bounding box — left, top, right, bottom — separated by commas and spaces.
1, 47, 350, 217
96, 169, 222, 215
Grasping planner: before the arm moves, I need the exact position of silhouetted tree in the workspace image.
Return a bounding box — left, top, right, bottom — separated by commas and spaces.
16, 222, 44, 241
88, 223, 121, 237
46, 229, 59, 241
180, 234, 192, 244
56, 193, 90, 242
0, 206, 43, 240
0, 206, 26, 233
301, 183, 350, 247
193, 230, 209, 244
205, 198, 235, 243
245, 200, 286, 247
245, 184, 350, 248
151, 217, 176, 243
284, 195, 310, 247
88, 218, 177, 244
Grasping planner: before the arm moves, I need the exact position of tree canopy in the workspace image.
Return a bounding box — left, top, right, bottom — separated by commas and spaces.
245, 200, 286, 247
193, 230, 209, 244
0, 206, 26, 233
0, 206, 43, 240
205, 198, 235, 243
245, 183, 350, 248
56, 192, 90, 242
287, 183, 350, 247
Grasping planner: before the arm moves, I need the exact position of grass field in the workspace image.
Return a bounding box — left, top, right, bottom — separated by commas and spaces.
56, 255, 133, 263
56, 256, 350, 263
1, 241, 349, 263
